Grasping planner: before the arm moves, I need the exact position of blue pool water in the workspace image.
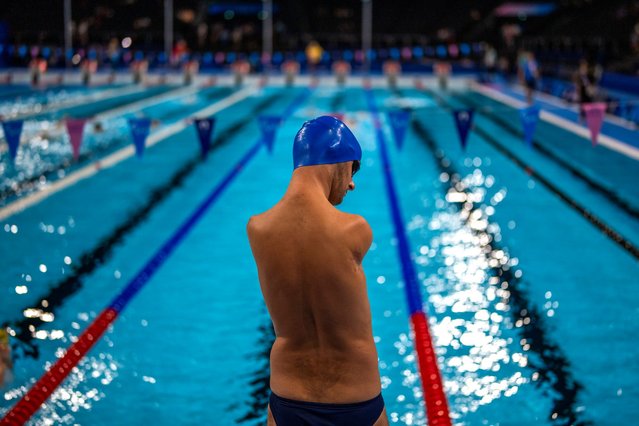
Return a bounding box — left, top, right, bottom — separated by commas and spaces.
1, 82, 638, 425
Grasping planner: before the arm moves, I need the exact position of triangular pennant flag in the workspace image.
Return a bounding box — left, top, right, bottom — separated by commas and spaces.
193, 117, 216, 159
583, 102, 606, 146
519, 105, 540, 148
258, 115, 281, 153
65, 118, 88, 160
1, 119, 24, 162
388, 110, 411, 150
128, 118, 152, 158
452, 109, 474, 150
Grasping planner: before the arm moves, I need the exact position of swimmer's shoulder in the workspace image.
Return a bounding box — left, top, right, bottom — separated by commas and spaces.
246, 210, 267, 240
246, 206, 280, 239
337, 212, 373, 260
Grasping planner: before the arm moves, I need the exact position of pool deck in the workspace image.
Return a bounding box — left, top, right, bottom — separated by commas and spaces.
472, 82, 639, 160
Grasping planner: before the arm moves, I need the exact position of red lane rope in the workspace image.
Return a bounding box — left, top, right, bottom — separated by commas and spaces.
1, 308, 117, 426
411, 312, 450, 425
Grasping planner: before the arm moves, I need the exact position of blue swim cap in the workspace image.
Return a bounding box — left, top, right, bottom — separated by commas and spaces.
293, 116, 362, 169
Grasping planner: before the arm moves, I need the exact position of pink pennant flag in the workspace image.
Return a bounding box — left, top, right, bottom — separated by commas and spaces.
65, 118, 88, 160
583, 102, 606, 146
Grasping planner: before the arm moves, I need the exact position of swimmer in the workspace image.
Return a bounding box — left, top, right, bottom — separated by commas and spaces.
247, 116, 388, 426
0, 329, 13, 387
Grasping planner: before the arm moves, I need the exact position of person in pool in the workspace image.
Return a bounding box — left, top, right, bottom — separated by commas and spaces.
247, 116, 387, 426
0, 329, 13, 387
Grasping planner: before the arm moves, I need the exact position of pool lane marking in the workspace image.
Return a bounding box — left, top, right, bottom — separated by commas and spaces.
0, 88, 313, 426
0, 86, 257, 221
421, 88, 639, 261
472, 124, 639, 260
453, 92, 639, 220
471, 82, 639, 161
364, 88, 451, 426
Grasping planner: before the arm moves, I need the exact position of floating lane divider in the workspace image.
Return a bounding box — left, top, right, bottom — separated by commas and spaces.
0, 87, 313, 426
364, 88, 451, 426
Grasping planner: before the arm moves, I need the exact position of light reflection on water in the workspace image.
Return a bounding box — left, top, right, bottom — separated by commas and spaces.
0, 119, 130, 202
418, 168, 533, 420
409, 117, 587, 425
384, 158, 535, 424
0, 89, 87, 120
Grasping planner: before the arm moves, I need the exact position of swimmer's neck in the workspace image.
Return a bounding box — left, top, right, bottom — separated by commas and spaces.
286, 166, 333, 202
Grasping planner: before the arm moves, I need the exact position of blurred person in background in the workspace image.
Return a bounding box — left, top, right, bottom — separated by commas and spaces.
574, 58, 601, 121
483, 44, 497, 82
518, 50, 540, 104
631, 22, 639, 54
305, 40, 323, 74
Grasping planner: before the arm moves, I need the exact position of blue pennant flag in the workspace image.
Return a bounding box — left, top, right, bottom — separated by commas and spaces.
452, 109, 474, 150
258, 115, 281, 153
519, 105, 540, 148
1, 119, 24, 162
193, 117, 216, 159
387, 110, 411, 150
128, 118, 152, 158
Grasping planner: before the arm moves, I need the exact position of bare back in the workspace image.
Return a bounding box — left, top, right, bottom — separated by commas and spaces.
247, 191, 382, 403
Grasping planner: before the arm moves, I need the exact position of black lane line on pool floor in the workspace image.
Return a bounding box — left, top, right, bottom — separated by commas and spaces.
0, 87, 232, 203
2, 92, 281, 360
452, 91, 639, 220
410, 117, 591, 426
421, 88, 639, 261
234, 89, 346, 425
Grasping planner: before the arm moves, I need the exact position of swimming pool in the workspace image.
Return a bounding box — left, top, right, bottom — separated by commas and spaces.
1, 80, 638, 425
